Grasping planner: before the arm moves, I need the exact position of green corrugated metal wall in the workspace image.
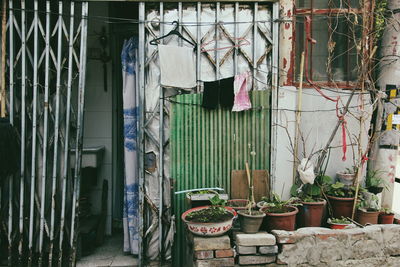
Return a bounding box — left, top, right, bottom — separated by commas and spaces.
170, 90, 271, 264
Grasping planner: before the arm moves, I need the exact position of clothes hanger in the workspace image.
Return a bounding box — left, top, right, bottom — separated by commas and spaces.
149, 21, 196, 48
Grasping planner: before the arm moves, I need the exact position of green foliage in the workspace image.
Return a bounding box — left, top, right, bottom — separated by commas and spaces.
185, 194, 230, 223
357, 191, 380, 212
329, 217, 351, 224
375, 0, 388, 41
290, 174, 332, 201
327, 182, 356, 198
261, 193, 301, 213
381, 207, 393, 215
365, 170, 388, 190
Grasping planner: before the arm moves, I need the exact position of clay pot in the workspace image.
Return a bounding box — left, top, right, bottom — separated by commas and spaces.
356, 209, 380, 225
237, 210, 266, 234
336, 172, 356, 186
329, 223, 351, 230
378, 213, 395, 224
182, 206, 237, 236
327, 195, 355, 219
260, 206, 299, 232
297, 199, 326, 228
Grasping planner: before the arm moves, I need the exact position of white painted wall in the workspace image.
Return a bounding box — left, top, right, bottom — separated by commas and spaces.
83, 2, 113, 235
273, 86, 372, 199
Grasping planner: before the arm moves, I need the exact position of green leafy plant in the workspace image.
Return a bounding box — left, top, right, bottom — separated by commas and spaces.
329, 217, 352, 224
365, 170, 389, 190
185, 194, 231, 223
327, 182, 357, 198
343, 166, 357, 174
261, 193, 301, 213
356, 191, 380, 212
381, 207, 394, 215
291, 174, 332, 201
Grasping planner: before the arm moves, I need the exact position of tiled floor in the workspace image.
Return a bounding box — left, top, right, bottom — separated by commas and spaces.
77, 234, 138, 267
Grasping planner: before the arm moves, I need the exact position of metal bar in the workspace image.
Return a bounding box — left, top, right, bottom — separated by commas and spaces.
215, 2, 220, 80
8, 0, 14, 265
196, 2, 201, 92
270, 1, 279, 191
18, 0, 26, 263
70, 3, 88, 265
253, 2, 258, 89
138, 3, 145, 265
38, 2, 50, 266
159, 1, 164, 260
234, 2, 238, 75
28, 1, 39, 265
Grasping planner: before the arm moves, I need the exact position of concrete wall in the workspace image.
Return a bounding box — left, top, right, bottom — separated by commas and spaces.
83, 2, 113, 235
274, 86, 371, 199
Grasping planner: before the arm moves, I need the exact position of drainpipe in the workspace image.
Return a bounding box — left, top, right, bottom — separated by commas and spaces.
374, 0, 400, 208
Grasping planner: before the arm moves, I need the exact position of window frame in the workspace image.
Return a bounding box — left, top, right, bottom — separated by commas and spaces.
292, 1, 367, 88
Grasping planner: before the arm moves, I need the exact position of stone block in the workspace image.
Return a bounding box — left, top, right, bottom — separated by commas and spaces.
238, 255, 276, 265
271, 230, 305, 244
381, 224, 400, 256
237, 245, 257, 255
195, 257, 235, 267
194, 250, 214, 259
236, 233, 276, 246
193, 235, 231, 251
215, 249, 234, 258
259, 245, 278, 255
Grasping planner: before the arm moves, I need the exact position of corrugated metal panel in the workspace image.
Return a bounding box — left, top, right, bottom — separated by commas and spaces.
170, 90, 270, 263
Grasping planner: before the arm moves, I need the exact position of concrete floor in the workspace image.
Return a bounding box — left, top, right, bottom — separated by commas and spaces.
77, 233, 138, 267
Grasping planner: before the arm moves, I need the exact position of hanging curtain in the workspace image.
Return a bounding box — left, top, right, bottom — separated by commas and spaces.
121, 37, 139, 255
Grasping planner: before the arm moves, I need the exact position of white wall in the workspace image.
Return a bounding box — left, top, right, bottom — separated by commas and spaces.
83, 2, 113, 235
273, 86, 372, 199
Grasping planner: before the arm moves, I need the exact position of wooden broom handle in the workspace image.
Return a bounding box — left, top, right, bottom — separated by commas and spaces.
0, 0, 6, 118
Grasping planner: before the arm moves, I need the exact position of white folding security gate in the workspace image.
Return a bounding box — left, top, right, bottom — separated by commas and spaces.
1, 1, 88, 266
137, 1, 279, 264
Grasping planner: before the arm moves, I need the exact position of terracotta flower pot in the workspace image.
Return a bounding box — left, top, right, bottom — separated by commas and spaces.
329, 223, 351, 230
260, 206, 299, 232
237, 210, 266, 234
182, 206, 237, 236
336, 172, 356, 186
379, 213, 395, 224
297, 199, 326, 228
356, 209, 380, 225
327, 195, 355, 219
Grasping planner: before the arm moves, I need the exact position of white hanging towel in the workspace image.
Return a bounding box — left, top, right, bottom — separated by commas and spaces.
159, 44, 196, 89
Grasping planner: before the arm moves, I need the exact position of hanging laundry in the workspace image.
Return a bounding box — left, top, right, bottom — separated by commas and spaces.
158, 44, 196, 89
202, 77, 234, 109
232, 71, 252, 112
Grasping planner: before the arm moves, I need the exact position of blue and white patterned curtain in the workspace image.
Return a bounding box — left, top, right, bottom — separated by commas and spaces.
121, 37, 139, 255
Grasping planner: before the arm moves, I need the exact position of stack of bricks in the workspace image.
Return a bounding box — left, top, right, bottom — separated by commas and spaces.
191, 235, 235, 267
234, 232, 278, 266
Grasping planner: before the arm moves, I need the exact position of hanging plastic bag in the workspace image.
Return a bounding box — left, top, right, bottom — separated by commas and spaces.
298, 158, 316, 184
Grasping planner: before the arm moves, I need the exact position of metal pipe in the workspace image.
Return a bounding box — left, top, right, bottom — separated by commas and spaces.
18, 0, 26, 263
38, 2, 50, 266
70, 3, 88, 265
8, 0, 14, 265
159, 1, 164, 260
234, 2, 238, 76
196, 2, 201, 92
253, 2, 258, 89
215, 2, 220, 80
138, 3, 145, 265
58, 0, 74, 261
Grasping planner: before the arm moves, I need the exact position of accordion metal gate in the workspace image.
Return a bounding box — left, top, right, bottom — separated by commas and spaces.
1, 1, 89, 266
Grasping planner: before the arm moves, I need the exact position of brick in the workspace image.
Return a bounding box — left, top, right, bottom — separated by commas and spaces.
237, 245, 257, 255
236, 233, 276, 246
195, 257, 235, 267
259, 245, 278, 255
215, 249, 234, 258
239, 255, 276, 265
194, 250, 214, 259
193, 235, 231, 251
271, 230, 305, 244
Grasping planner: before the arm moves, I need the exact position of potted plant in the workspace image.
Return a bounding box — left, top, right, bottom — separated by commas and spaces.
182, 194, 237, 236
326, 182, 356, 219
291, 174, 331, 228
259, 193, 301, 232
186, 189, 229, 208
355, 191, 380, 225
327, 217, 353, 229
336, 166, 357, 186
236, 162, 265, 233
379, 208, 395, 224
365, 170, 388, 194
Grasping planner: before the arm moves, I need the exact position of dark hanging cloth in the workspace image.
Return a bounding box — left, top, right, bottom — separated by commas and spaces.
219, 77, 234, 109
202, 77, 234, 109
